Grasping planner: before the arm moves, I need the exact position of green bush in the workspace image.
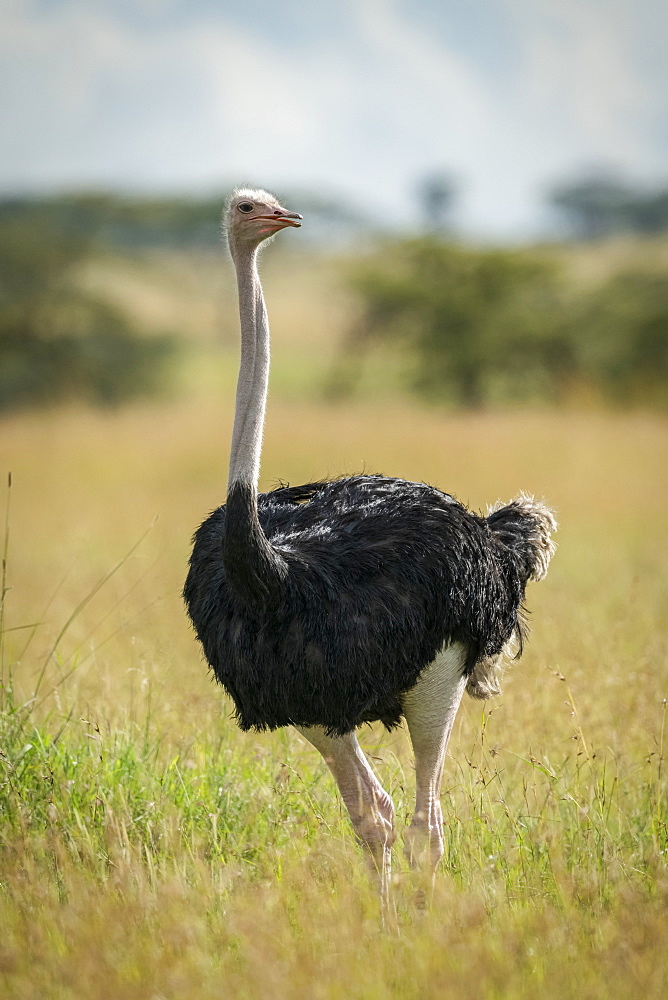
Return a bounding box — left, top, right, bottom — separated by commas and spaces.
571, 270, 668, 405
337, 237, 668, 408
0, 217, 177, 412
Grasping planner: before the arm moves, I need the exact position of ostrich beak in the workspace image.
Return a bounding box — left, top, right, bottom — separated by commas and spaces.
255, 210, 303, 229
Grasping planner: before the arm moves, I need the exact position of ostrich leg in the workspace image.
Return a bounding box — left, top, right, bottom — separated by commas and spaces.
296, 726, 396, 904
402, 643, 467, 874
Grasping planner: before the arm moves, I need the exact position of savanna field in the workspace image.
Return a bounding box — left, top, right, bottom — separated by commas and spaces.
1, 246, 667, 998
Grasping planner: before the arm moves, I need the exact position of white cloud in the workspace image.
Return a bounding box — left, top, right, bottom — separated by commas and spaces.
0, 0, 665, 236
508, 0, 654, 168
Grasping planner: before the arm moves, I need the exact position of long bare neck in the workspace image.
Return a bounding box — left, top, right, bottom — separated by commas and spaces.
228, 244, 270, 490
224, 243, 285, 604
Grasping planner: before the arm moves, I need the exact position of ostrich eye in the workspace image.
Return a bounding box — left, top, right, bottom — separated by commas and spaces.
238, 202, 254, 213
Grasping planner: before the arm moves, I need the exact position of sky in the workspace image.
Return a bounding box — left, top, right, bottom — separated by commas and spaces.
1, 0, 667, 237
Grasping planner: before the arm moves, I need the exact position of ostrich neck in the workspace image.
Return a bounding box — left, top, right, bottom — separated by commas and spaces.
224, 242, 286, 604
228, 245, 269, 490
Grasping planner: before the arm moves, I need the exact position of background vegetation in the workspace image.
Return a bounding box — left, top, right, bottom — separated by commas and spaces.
2, 180, 668, 414
336, 239, 668, 408
0, 184, 667, 997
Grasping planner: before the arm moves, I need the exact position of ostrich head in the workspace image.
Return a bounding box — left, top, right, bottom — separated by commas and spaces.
225, 188, 302, 254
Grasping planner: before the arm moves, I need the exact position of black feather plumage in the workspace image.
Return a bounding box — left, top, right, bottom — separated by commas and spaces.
184, 474, 549, 736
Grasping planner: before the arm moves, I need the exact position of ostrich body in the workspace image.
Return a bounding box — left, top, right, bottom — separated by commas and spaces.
184, 189, 556, 896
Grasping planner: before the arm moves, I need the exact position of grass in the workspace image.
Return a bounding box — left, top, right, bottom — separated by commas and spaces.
1, 244, 667, 996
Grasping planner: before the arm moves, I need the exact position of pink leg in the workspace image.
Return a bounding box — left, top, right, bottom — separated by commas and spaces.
402, 643, 467, 872
296, 726, 396, 903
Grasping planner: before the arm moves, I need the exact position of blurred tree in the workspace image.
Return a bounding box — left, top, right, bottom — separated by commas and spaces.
549, 174, 668, 239
335, 237, 668, 409
550, 176, 634, 239
0, 215, 177, 411
0, 194, 226, 250
628, 191, 668, 234
0, 189, 368, 250
416, 173, 457, 232
335, 238, 572, 408
573, 270, 668, 405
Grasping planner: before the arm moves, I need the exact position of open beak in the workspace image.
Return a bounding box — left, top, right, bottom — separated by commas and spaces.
255, 211, 302, 229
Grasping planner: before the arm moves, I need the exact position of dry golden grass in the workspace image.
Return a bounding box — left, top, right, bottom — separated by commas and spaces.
1, 398, 667, 1000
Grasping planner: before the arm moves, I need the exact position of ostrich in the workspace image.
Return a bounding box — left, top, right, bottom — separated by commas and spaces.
184, 188, 556, 901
